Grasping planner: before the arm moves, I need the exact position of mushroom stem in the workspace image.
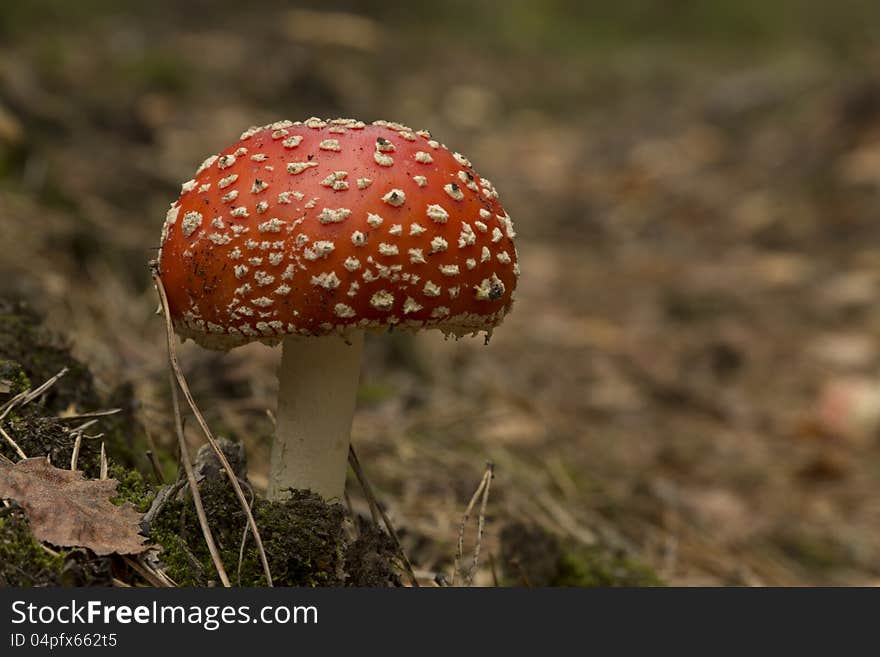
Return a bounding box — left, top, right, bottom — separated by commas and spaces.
267, 332, 364, 501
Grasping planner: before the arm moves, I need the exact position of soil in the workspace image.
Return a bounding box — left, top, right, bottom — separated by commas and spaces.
3, 2, 880, 586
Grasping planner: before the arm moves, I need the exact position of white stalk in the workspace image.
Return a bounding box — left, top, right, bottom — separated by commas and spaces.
267, 332, 364, 501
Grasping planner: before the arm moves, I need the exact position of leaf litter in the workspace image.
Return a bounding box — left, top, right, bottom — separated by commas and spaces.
0, 457, 147, 556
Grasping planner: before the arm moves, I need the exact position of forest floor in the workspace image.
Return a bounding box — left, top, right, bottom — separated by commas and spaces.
2, 3, 880, 585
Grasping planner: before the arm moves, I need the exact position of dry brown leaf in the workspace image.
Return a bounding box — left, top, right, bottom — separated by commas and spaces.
0, 457, 147, 555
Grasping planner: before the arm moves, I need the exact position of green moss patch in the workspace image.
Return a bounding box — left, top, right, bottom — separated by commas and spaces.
0, 299, 98, 412
0, 511, 65, 587
0, 298, 142, 472
500, 522, 664, 587
148, 480, 400, 587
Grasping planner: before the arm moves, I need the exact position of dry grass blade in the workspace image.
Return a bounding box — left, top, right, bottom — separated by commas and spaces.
69, 431, 83, 470
69, 419, 99, 434
236, 479, 255, 586
69, 419, 99, 471
144, 430, 165, 483
0, 392, 28, 422
167, 367, 230, 586
0, 369, 70, 463
452, 462, 494, 586
0, 367, 69, 422
20, 367, 69, 406
153, 268, 273, 587
0, 424, 26, 460
348, 443, 419, 587
349, 452, 380, 527
40, 543, 59, 557
56, 408, 122, 422
468, 461, 494, 586
99, 442, 108, 480
123, 555, 174, 588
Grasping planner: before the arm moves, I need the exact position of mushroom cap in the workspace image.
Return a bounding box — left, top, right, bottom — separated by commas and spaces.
157, 118, 519, 350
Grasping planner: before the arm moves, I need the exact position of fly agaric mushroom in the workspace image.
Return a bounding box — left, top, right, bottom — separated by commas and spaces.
157, 118, 518, 500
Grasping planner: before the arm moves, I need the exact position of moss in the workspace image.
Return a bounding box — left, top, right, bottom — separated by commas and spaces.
357, 380, 397, 406
1, 412, 102, 477
0, 509, 120, 587
0, 299, 99, 413
500, 522, 664, 588
0, 359, 30, 396
109, 463, 155, 513
553, 547, 665, 587
0, 299, 142, 468
149, 480, 400, 587
0, 295, 398, 587
343, 519, 401, 587
773, 530, 854, 573
0, 511, 65, 587
150, 482, 345, 586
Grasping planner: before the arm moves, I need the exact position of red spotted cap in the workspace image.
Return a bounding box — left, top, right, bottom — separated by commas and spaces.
157, 118, 519, 349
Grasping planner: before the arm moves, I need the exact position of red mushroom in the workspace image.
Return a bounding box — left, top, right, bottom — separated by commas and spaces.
158, 117, 518, 500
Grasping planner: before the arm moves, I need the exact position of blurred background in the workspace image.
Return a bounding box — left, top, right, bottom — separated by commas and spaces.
2, 0, 880, 585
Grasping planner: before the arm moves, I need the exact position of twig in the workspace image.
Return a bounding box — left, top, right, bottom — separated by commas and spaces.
21, 367, 69, 406
0, 424, 26, 460
167, 367, 230, 587
348, 443, 418, 587
154, 269, 273, 587
144, 553, 179, 587
141, 479, 187, 531
40, 543, 59, 557
0, 391, 31, 421
1, 393, 31, 423
453, 462, 494, 586
468, 461, 494, 586
0, 367, 70, 422
123, 555, 173, 588
453, 469, 487, 585
140, 555, 177, 587
56, 408, 122, 422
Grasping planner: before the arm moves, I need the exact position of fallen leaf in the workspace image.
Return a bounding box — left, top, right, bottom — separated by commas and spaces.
0, 457, 147, 555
